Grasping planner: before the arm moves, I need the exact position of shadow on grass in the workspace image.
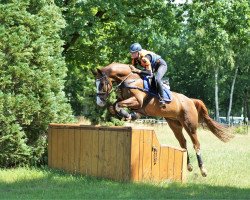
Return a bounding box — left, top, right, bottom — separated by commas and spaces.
0, 168, 249, 199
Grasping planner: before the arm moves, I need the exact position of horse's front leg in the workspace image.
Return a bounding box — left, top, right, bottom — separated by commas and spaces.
115, 97, 141, 121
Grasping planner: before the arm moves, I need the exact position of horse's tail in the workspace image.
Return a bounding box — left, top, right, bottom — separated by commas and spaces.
192, 98, 234, 143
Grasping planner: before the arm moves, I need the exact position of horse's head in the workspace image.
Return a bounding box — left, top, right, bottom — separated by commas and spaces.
93, 63, 136, 107
93, 68, 113, 107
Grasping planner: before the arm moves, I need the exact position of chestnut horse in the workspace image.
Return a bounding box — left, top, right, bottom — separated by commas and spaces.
94, 62, 233, 177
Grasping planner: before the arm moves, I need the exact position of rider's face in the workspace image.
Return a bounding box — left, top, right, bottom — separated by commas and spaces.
131, 51, 139, 59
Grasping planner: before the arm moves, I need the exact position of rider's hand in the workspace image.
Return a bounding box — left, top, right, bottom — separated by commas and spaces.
133, 69, 141, 73
129, 65, 136, 71
129, 65, 141, 73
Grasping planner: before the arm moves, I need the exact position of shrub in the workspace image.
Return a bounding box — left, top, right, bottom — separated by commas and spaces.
0, 0, 74, 167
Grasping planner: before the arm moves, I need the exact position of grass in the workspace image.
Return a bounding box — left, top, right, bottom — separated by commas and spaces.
0, 124, 250, 199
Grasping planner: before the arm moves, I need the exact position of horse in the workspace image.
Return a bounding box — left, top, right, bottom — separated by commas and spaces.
93, 62, 233, 177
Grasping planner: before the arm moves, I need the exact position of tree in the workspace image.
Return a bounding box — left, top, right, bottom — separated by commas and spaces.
0, 0, 74, 167
184, 0, 249, 121
224, 1, 250, 124
55, 0, 184, 123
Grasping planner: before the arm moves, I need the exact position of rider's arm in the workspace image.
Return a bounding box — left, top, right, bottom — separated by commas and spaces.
139, 55, 153, 76
131, 55, 153, 76
131, 65, 152, 76
141, 55, 152, 71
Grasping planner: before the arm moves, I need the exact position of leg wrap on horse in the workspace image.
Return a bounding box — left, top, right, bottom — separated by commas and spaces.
118, 109, 131, 119
114, 103, 131, 119
196, 150, 203, 168
130, 112, 140, 120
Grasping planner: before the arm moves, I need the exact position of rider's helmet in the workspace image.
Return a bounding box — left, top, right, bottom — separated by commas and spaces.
130, 43, 142, 53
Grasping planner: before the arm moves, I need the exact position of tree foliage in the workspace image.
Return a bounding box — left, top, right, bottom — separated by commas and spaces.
175, 0, 250, 119
0, 0, 74, 167
54, 0, 249, 122
56, 0, 184, 123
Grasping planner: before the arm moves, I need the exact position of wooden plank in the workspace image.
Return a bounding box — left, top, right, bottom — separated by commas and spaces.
80, 128, 92, 175
48, 127, 52, 167
68, 128, 75, 173
173, 149, 183, 181
130, 129, 141, 181
159, 146, 169, 180
138, 129, 144, 181
62, 128, 69, 171
91, 129, 99, 177
151, 131, 161, 181
116, 130, 128, 181
123, 130, 131, 181
85, 129, 93, 175
97, 129, 105, 177
167, 147, 175, 180
142, 129, 152, 180
79, 128, 86, 174
57, 127, 64, 169
103, 129, 112, 179
74, 128, 81, 173
107, 130, 118, 180
51, 127, 58, 168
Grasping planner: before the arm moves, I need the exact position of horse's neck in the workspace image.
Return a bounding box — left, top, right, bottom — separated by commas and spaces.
105, 64, 141, 83
114, 73, 141, 84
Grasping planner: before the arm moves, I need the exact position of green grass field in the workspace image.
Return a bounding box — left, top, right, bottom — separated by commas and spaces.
0, 125, 249, 199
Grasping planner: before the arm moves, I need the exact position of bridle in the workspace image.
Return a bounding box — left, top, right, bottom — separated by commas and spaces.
96, 74, 112, 97
96, 72, 133, 98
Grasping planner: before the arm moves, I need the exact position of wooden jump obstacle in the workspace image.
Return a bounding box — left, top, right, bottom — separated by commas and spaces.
48, 124, 187, 182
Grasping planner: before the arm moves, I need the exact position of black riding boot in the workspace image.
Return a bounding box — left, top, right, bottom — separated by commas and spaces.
157, 83, 165, 108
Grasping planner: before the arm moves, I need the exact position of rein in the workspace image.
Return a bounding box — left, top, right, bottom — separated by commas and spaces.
114, 72, 133, 90
96, 72, 133, 96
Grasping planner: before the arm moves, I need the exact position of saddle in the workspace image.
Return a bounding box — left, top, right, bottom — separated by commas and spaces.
143, 76, 172, 102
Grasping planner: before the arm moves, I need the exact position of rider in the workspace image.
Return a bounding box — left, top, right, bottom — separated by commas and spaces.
129, 43, 168, 107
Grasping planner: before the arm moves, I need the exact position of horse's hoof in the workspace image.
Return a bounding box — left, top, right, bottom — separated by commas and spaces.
131, 112, 140, 121
108, 106, 116, 115
124, 115, 132, 121
187, 164, 193, 172
200, 167, 207, 177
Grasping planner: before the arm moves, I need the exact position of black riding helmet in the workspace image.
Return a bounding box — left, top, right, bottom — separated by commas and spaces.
130, 43, 142, 53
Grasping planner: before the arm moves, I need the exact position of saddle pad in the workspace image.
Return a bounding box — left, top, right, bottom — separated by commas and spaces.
143, 77, 172, 102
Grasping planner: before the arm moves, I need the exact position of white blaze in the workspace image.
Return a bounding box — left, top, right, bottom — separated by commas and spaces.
96, 80, 105, 107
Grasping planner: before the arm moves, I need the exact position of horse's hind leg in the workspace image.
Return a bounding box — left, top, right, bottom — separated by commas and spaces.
166, 119, 193, 172
182, 120, 207, 177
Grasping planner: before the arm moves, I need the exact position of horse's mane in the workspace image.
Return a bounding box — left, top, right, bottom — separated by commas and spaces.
107, 62, 131, 70
102, 62, 132, 75
100, 62, 141, 80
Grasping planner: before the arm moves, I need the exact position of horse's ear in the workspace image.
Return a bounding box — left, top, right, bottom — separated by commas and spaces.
91, 68, 102, 76
97, 68, 102, 75
91, 69, 97, 76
